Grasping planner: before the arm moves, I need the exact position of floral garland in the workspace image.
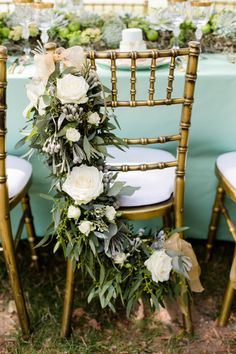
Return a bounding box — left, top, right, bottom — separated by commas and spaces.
21, 46, 202, 315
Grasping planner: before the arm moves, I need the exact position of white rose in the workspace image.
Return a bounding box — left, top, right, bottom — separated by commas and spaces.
78, 220, 93, 236
67, 205, 81, 219
62, 165, 103, 205
56, 74, 89, 104
144, 250, 172, 283
34, 53, 55, 80
113, 252, 127, 266
24, 78, 47, 117
66, 128, 81, 142
105, 206, 116, 222
88, 112, 100, 125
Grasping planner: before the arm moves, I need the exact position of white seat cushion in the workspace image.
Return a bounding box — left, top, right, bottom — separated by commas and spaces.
6, 155, 32, 199
106, 146, 176, 207
216, 151, 236, 190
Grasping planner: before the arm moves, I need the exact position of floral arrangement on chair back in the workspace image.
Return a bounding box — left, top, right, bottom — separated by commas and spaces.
21, 44, 203, 318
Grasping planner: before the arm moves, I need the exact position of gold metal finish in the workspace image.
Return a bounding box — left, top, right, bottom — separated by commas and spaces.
214, 1, 236, 7
14, 0, 33, 3
32, 2, 54, 9
191, 1, 212, 6
206, 161, 236, 325
0, 45, 38, 338
61, 260, 75, 338
59, 41, 200, 337
0, 46, 31, 338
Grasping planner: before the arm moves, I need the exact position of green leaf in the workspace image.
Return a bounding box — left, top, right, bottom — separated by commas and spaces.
151, 293, 160, 310
99, 264, 105, 285
39, 193, 54, 201
53, 240, 61, 253
34, 234, 50, 248
119, 185, 140, 196
58, 113, 66, 130
15, 137, 27, 150
126, 296, 135, 318
25, 125, 38, 141
83, 135, 91, 161
107, 181, 125, 197
88, 287, 96, 303
89, 239, 96, 256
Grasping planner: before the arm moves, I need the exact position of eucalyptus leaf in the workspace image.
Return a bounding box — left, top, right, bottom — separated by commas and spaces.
107, 181, 126, 197
83, 135, 91, 161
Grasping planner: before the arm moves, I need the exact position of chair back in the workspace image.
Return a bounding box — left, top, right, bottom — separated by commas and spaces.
213, 0, 236, 8
0, 46, 8, 221
84, 0, 149, 14
87, 42, 200, 227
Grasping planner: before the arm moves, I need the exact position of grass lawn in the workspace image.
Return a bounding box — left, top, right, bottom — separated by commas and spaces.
0, 239, 236, 354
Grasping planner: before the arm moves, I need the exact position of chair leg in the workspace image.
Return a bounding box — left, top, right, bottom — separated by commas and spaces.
205, 183, 224, 263
1, 216, 30, 339
21, 194, 39, 269
182, 302, 193, 334
61, 259, 75, 338
217, 279, 235, 326
163, 211, 173, 231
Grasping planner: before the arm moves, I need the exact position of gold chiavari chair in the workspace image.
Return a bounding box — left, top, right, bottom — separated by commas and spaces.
213, 0, 236, 8
205, 152, 236, 326
84, 0, 149, 14
0, 46, 38, 338
58, 41, 201, 337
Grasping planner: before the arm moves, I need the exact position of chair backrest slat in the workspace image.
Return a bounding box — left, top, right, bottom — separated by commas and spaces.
148, 50, 158, 103
166, 55, 176, 102
130, 53, 137, 105
0, 46, 8, 201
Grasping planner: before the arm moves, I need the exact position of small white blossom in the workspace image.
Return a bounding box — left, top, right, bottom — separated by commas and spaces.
105, 205, 116, 222
88, 111, 100, 125
113, 252, 127, 266
78, 220, 94, 236
144, 250, 172, 283
66, 128, 81, 142
67, 205, 81, 219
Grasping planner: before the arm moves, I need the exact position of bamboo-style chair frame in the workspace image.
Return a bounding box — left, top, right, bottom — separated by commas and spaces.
213, 0, 236, 8
48, 41, 201, 337
0, 46, 38, 339
84, 0, 149, 14
206, 163, 236, 326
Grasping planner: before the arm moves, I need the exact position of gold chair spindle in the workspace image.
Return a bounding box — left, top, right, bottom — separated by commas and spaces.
110, 51, 118, 106
130, 52, 137, 106
166, 54, 176, 102
148, 50, 158, 105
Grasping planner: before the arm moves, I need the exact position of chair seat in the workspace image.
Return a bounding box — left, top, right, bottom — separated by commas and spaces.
216, 152, 236, 190
106, 146, 176, 207
7, 155, 32, 199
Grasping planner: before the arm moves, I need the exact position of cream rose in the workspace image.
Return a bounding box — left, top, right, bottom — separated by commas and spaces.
56, 74, 89, 104
62, 165, 103, 205
66, 128, 81, 142
113, 252, 127, 266
67, 205, 81, 219
144, 250, 172, 283
24, 78, 47, 117
105, 206, 116, 222
34, 53, 55, 80
78, 220, 93, 236
88, 112, 100, 125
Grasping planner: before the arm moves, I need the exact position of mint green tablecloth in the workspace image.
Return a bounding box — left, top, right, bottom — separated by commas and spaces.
7, 54, 236, 240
